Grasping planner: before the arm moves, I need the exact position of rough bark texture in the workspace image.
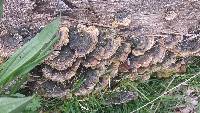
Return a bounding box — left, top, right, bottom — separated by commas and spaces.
1, 0, 200, 100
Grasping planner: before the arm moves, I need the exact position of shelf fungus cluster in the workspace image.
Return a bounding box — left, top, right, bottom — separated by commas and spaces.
30, 22, 200, 98
1, 0, 200, 103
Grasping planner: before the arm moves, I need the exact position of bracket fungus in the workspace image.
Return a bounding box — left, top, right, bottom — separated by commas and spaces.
1, 0, 200, 103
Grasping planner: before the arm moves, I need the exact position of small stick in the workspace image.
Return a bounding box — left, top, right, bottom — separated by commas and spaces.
130, 72, 200, 113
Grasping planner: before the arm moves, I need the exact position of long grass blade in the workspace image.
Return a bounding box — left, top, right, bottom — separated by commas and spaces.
131, 73, 199, 113
0, 0, 3, 17
0, 96, 33, 113
0, 18, 60, 90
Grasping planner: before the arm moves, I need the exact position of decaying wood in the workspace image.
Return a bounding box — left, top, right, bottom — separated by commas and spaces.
1, 0, 200, 102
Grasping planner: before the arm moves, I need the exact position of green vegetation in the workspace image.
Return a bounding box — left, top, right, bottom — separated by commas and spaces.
0, 18, 60, 113
0, 96, 33, 113
0, 0, 2, 17
0, 3, 200, 111
28, 58, 200, 113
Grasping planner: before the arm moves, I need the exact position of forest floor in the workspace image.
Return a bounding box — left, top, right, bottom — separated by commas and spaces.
1, 0, 200, 113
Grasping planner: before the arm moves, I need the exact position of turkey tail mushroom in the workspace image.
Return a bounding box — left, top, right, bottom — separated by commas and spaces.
42, 58, 82, 82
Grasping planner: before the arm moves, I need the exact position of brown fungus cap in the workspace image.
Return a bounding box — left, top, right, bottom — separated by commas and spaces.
36, 80, 71, 98
44, 46, 77, 70
69, 24, 99, 57
83, 28, 121, 67
174, 34, 200, 57
75, 69, 100, 96
112, 43, 132, 62
54, 25, 69, 50
130, 35, 156, 56
159, 33, 183, 49
42, 58, 82, 82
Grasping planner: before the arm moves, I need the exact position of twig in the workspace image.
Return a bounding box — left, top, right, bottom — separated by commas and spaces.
132, 85, 150, 101
130, 72, 200, 113
152, 76, 175, 113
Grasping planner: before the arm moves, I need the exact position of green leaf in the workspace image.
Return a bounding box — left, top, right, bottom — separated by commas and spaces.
0, 18, 60, 91
0, 96, 33, 113
9, 36, 59, 94
0, 0, 3, 17
9, 75, 29, 94
25, 96, 42, 112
